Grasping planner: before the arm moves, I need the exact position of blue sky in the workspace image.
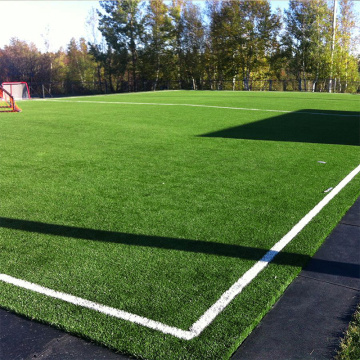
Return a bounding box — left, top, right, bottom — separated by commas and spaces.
1, 1, 358, 53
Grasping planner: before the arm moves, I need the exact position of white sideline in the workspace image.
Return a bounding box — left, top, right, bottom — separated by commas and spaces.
1, 164, 360, 340
36, 99, 359, 117
36, 90, 180, 100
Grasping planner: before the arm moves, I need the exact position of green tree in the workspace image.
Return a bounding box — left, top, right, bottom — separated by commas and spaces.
206, 0, 229, 88
333, 0, 360, 92
168, 0, 186, 88
181, 1, 205, 89
66, 38, 97, 86
141, 0, 173, 90
207, 0, 281, 90
98, 0, 144, 91
283, 0, 333, 90
0, 38, 41, 83
89, 43, 128, 92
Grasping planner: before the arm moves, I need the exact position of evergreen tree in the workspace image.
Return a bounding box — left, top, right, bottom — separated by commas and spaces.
66, 38, 97, 85
141, 0, 173, 90
168, 0, 186, 88
182, 1, 205, 89
97, 0, 144, 90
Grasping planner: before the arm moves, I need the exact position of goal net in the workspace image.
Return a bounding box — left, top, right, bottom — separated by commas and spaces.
1, 82, 30, 100
0, 85, 22, 112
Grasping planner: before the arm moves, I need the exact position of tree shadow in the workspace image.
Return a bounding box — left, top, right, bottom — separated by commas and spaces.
1, 217, 359, 278
200, 109, 359, 146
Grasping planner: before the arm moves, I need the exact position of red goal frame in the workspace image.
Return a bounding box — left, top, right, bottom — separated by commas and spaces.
0, 85, 22, 112
1, 81, 31, 100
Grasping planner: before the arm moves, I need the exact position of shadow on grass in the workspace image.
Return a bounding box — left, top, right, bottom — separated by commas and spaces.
1, 217, 359, 278
200, 109, 359, 146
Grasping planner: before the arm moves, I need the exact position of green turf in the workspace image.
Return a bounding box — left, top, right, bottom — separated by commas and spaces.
0, 91, 359, 359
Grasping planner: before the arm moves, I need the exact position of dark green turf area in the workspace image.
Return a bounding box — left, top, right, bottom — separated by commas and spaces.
0, 91, 359, 359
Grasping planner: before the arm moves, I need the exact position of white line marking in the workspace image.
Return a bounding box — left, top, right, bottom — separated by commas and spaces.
1, 164, 360, 340
190, 164, 360, 335
35, 99, 359, 117
33, 90, 179, 100
0, 274, 194, 340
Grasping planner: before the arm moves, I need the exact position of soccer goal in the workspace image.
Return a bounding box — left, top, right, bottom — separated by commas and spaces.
0, 85, 22, 112
2, 82, 30, 100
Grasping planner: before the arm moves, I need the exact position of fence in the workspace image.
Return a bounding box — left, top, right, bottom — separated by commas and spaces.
171, 79, 360, 93
28, 78, 360, 98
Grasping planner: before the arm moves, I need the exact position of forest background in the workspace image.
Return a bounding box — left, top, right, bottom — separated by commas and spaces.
0, 0, 359, 95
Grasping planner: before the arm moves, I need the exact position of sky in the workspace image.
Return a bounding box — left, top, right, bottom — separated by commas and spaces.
1, 1, 358, 53
1, 1, 101, 52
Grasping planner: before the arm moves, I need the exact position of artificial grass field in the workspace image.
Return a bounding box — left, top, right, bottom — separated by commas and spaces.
0, 90, 359, 359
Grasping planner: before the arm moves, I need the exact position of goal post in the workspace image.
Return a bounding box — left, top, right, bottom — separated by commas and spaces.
0, 85, 22, 112
1, 82, 31, 100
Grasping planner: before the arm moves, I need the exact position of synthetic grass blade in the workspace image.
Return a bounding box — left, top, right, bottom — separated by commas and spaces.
1, 165, 359, 340
1, 91, 359, 359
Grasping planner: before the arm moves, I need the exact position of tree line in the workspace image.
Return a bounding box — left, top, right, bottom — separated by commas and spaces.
0, 0, 359, 95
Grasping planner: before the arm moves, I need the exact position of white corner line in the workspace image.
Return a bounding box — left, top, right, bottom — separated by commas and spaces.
1, 164, 359, 340
0, 273, 195, 340
34, 99, 359, 117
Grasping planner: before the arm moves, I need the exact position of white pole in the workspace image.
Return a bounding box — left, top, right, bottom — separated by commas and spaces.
329, 0, 337, 93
